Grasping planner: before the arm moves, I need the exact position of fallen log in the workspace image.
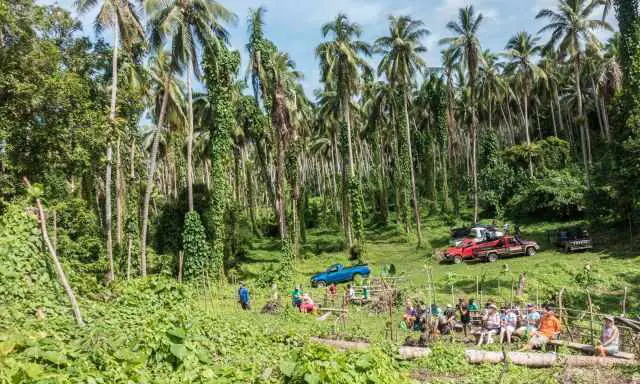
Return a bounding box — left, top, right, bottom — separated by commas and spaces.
464, 350, 638, 368
310, 337, 431, 359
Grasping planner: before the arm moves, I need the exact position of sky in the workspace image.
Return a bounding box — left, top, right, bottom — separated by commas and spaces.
36, 0, 616, 99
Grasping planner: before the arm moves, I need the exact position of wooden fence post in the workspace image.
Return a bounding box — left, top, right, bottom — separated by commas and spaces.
587, 290, 595, 351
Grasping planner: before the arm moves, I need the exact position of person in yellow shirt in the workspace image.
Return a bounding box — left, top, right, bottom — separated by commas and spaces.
525, 304, 561, 349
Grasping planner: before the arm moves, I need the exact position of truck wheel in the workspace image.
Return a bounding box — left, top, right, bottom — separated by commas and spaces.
526, 247, 536, 256
316, 281, 326, 288
454, 256, 462, 264
488, 253, 498, 263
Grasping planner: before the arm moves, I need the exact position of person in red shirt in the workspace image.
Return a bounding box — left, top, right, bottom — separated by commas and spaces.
525, 304, 561, 349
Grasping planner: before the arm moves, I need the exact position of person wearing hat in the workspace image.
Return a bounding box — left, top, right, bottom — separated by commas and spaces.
238, 282, 250, 310
500, 308, 518, 344
596, 316, 620, 356
477, 304, 500, 345
516, 304, 541, 338
437, 304, 457, 336
526, 304, 561, 349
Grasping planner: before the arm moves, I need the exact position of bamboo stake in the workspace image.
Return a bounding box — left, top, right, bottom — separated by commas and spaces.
587, 290, 595, 351
177, 251, 183, 283
623, 287, 628, 317
558, 288, 574, 342
24, 177, 84, 326
476, 275, 479, 299
511, 274, 515, 306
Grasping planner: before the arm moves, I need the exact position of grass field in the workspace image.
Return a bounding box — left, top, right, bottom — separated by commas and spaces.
3, 217, 639, 383
204, 217, 640, 382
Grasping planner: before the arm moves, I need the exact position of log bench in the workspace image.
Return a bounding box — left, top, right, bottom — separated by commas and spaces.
546, 340, 636, 360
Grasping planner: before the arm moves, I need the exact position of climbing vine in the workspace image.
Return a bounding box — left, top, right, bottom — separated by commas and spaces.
203, 45, 240, 281
181, 211, 211, 281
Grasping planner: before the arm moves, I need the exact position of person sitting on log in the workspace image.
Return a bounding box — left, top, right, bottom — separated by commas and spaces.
300, 293, 317, 314
438, 304, 457, 336
516, 304, 540, 339
291, 285, 303, 310
459, 301, 472, 339
500, 307, 518, 344
525, 304, 561, 350
327, 283, 337, 302
477, 304, 501, 345
403, 300, 417, 329
596, 316, 620, 357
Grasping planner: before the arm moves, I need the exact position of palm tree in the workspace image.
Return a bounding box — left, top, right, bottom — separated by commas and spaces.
440, 5, 484, 223
374, 15, 428, 246
316, 14, 372, 247
504, 31, 546, 176
75, 0, 144, 283
146, 0, 235, 212
536, 0, 612, 186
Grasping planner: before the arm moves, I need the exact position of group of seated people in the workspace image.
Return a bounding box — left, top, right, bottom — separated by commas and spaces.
402, 298, 621, 356
290, 285, 318, 314
290, 282, 371, 314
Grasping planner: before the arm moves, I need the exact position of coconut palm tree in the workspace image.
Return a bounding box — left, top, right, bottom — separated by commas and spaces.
536, 0, 612, 186
75, 0, 144, 282
374, 15, 428, 246
316, 14, 372, 247
145, 0, 235, 212
504, 31, 546, 176
440, 5, 484, 223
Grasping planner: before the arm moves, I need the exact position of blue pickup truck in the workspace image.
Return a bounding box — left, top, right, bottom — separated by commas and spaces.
310, 263, 371, 287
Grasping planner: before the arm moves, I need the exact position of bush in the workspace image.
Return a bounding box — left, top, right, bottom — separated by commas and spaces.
506, 170, 586, 219
182, 211, 211, 280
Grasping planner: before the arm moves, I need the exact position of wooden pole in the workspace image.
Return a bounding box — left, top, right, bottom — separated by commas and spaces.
451, 283, 455, 307
623, 287, 628, 317
24, 177, 84, 326
476, 275, 479, 299
177, 250, 183, 283
558, 288, 574, 342
536, 283, 540, 308
425, 266, 432, 307
511, 274, 515, 306
587, 290, 595, 351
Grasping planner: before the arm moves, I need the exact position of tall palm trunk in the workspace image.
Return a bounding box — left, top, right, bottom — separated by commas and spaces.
403, 92, 423, 247
554, 85, 565, 136
343, 97, 354, 248
272, 86, 288, 239
186, 62, 195, 212
140, 75, 171, 277
523, 91, 534, 177
574, 57, 590, 186
550, 100, 558, 137
104, 13, 119, 283
116, 138, 124, 247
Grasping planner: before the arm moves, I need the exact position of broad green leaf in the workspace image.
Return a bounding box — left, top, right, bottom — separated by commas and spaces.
22, 362, 44, 379
42, 351, 67, 365
167, 328, 187, 340
279, 360, 296, 377
304, 372, 321, 384
170, 343, 187, 361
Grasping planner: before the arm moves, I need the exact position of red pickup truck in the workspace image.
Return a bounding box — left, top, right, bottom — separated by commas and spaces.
473, 236, 540, 263
444, 237, 502, 264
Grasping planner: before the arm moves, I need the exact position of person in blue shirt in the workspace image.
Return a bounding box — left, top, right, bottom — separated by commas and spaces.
238, 282, 250, 310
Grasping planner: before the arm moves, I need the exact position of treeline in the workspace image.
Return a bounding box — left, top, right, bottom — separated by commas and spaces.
0, 0, 639, 283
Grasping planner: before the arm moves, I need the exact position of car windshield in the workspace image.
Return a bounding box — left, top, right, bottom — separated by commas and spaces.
328, 265, 338, 272
469, 228, 483, 238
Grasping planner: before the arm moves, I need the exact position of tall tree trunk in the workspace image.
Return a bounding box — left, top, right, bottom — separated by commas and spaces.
523, 91, 534, 177
27, 177, 84, 326
550, 100, 558, 137
554, 85, 565, 136
343, 98, 353, 248
116, 139, 124, 247
140, 75, 171, 277
104, 11, 119, 283
601, 97, 610, 142
592, 77, 606, 140
404, 93, 423, 247
272, 86, 288, 240
574, 57, 590, 186
105, 146, 115, 282
186, 62, 194, 212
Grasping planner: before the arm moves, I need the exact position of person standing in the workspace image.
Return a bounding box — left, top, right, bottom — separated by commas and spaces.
238, 282, 250, 310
